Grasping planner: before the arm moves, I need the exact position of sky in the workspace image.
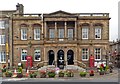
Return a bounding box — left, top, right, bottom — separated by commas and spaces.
0, 0, 119, 41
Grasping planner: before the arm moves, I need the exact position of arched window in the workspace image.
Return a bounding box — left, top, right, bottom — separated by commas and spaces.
34, 49, 41, 61
20, 24, 27, 40
21, 49, 27, 61
33, 24, 41, 40
95, 26, 102, 39
81, 23, 89, 39
94, 23, 103, 39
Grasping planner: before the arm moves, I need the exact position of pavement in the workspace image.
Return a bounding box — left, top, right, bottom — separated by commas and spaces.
0, 68, 119, 82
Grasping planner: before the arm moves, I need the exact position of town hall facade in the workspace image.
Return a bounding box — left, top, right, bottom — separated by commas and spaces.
0, 3, 111, 68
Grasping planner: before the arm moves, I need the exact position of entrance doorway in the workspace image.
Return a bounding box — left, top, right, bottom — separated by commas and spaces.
57, 50, 64, 69
48, 50, 54, 65
67, 50, 74, 65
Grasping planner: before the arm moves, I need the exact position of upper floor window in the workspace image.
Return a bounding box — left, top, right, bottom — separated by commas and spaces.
82, 26, 88, 39
82, 48, 89, 60
95, 26, 101, 39
21, 28, 27, 40
68, 28, 73, 40
0, 35, 5, 45
21, 49, 27, 61
34, 49, 41, 61
0, 51, 6, 63
49, 29, 55, 39
94, 48, 101, 60
58, 28, 64, 41
34, 28, 40, 40
0, 20, 5, 29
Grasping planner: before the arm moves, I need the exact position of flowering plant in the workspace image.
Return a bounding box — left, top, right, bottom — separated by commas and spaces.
80, 71, 87, 77
2, 65, 6, 73
58, 70, 64, 77
89, 70, 94, 76
39, 70, 46, 78
47, 69, 56, 78
66, 69, 74, 77
29, 71, 37, 78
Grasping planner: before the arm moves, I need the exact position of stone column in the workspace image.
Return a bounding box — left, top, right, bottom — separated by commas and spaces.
90, 23, 94, 40
55, 22, 57, 41
64, 21, 67, 41
44, 47, 48, 66
44, 21, 47, 40
74, 48, 77, 65
75, 21, 77, 40
64, 49, 67, 66
54, 49, 57, 67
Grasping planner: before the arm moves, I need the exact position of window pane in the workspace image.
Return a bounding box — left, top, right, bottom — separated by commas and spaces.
21, 29, 27, 40
68, 28, 73, 40
82, 26, 88, 39
34, 28, 40, 40
0, 51, 6, 63
95, 26, 101, 39
94, 48, 101, 60
58, 29, 64, 38
0, 20, 5, 29
49, 29, 55, 39
82, 48, 88, 60
21, 50, 27, 61
0, 35, 5, 45
34, 50, 40, 61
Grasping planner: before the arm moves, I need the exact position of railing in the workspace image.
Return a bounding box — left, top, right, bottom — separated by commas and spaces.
13, 14, 42, 17
78, 13, 109, 17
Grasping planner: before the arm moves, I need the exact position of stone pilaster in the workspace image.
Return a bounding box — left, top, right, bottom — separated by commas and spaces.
75, 21, 77, 40
55, 22, 57, 41
64, 21, 67, 40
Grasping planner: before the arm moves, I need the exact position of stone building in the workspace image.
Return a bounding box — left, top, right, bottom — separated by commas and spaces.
109, 40, 120, 67
0, 3, 111, 69
0, 3, 24, 68
12, 9, 111, 68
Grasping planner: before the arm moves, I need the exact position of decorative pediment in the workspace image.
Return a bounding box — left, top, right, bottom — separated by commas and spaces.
44, 10, 76, 17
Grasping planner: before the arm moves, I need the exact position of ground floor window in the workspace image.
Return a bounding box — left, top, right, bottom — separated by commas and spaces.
94, 48, 101, 60
0, 51, 6, 63
82, 48, 89, 60
34, 49, 40, 61
21, 49, 27, 61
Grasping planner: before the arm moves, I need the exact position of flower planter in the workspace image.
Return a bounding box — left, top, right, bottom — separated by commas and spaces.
80, 72, 87, 77
89, 74, 94, 76
48, 73, 56, 78
99, 71, 104, 75
40, 74, 46, 78
5, 74, 12, 77
59, 73, 64, 77
17, 73, 23, 78
5, 71, 12, 77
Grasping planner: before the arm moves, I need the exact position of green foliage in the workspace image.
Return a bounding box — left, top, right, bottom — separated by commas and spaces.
105, 65, 109, 71
66, 70, 74, 77
5, 71, 12, 77
18, 67, 22, 73
2, 68, 6, 73
99, 66, 104, 72
80, 71, 87, 77
47, 71, 56, 78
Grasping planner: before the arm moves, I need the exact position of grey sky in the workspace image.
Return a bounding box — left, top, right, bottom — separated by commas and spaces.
0, 0, 119, 41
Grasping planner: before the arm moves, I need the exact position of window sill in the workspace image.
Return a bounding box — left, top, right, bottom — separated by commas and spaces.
21, 60, 27, 62
0, 44, 5, 46
0, 62, 6, 63
95, 59, 101, 61
34, 60, 41, 62
82, 59, 89, 61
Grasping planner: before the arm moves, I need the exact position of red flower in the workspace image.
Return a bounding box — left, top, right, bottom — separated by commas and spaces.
40, 70, 46, 74
3, 65, 6, 68
90, 70, 94, 74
